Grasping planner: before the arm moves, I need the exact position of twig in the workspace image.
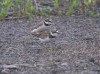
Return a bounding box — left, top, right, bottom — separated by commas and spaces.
34, 0, 39, 12
0, 16, 28, 20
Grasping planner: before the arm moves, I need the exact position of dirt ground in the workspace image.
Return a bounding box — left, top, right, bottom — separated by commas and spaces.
0, 16, 100, 74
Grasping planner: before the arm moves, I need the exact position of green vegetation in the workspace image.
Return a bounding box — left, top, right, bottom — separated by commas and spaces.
0, 0, 12, 18
0, 0, 99, 19
81, 0, 96, 16
66, 0, 97, 16
53, 0, 60, 7
66, 0, 79, 15
0, 0, 36, 19
39, 8, 47, 16
26, 0, 36, 19
12, 0, 36, 18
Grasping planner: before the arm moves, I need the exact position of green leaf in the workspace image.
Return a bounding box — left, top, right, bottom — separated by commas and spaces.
0, 9, 8, 18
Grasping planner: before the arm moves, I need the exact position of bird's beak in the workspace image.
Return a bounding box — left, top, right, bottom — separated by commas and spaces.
56, 30, 60, 34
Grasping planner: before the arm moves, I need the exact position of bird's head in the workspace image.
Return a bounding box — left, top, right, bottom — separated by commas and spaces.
44, 18, 53, 26
49, 26, 60, 38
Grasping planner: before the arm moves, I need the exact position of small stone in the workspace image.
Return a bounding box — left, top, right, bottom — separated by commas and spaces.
61, 62, 68, 66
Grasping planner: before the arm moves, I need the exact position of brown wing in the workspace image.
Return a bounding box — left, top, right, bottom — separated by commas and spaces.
32, 20, 44, 30
32, 31, 49, 38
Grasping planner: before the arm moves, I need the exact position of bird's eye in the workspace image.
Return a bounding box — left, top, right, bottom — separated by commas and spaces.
48, 20, 52, 23
45, 18, 52, 23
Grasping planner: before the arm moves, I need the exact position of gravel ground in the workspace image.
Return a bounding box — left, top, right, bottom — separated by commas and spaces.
0, 16, 100, 74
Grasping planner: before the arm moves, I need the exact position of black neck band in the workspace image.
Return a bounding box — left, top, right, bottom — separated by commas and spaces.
44, 22, 51, 26
49, 32, 55, 38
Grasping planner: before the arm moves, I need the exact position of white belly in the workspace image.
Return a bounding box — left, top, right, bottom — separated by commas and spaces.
39, 37, 50, 43
37, 25, 50, 32
31, 25, 50, 34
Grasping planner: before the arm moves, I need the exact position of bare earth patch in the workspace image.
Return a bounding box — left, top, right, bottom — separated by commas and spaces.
0, 16, 100, 74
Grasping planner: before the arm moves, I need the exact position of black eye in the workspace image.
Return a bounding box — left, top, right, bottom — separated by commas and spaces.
45, 18, 52, 22
49, 20, 52, 23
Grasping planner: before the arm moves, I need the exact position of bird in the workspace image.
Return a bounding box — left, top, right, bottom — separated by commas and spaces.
31, 18, 53, 34
38, 26, 59, 43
